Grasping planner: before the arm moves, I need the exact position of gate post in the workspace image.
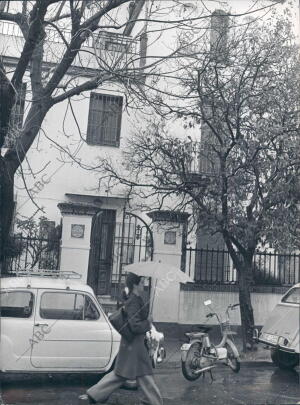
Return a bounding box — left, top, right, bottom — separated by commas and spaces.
57, 203, 100, 281
147, 210, 189, 324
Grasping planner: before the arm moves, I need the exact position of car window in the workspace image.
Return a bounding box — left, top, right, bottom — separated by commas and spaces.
0, 291, 34, 318
40, 292, 84, 320
281, 287, 300, 305
84, 295, 100, 320
40, 292, 100, 320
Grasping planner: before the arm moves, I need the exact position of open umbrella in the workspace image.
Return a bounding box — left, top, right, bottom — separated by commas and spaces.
123, 260, 194, 314
124, 260, 194, 284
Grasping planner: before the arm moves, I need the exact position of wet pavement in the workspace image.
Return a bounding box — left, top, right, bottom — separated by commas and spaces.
1, 362, 299, 405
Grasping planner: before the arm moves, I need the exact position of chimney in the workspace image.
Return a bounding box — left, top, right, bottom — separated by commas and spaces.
210, 9, 229, 60
139, 31, 148, 69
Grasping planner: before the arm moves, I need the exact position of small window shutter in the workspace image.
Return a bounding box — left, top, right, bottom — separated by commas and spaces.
87, 93, 123, 146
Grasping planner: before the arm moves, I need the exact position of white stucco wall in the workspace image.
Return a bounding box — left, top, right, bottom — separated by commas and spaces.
151, 220, 184, 323
59, 214, 94, 281
13, 79, 132, 224
178, 289, 285, 326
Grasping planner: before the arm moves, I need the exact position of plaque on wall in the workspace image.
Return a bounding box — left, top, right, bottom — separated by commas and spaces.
71, 224, 85, 238
164, 231, 176, 245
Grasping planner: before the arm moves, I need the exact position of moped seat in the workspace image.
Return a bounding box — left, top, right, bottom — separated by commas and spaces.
195, 326, 213, 333
224, 331, 237, 336
185, 332, 207, 339
185, 325, 213, 339
185, 332, 205, 339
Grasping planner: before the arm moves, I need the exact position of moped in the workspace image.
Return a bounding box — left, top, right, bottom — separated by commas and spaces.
181, 300, 240, 381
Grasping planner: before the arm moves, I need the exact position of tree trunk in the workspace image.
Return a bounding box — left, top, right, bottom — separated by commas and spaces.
237, 258, 255, 351
0, 61, 15, 148
0, 157, 15, 274
223, 236, 256, 351
0, 100, 50, 272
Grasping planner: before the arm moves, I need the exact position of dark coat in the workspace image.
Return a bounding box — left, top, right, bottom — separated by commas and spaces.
114, 293, 152, 380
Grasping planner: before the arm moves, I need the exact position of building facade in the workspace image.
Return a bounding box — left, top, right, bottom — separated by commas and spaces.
1, 0, 299, 324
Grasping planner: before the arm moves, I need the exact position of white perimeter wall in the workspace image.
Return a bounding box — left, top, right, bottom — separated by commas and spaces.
178, 289, 285, 326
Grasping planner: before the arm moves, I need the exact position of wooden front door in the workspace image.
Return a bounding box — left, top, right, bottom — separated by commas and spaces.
87, 210, 116, 296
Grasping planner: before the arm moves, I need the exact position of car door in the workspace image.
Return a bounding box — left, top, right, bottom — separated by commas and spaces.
30, 289, 113, 369
0, 289, 36, 371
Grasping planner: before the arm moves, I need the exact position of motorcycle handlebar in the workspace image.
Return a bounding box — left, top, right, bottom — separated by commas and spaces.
230, 303, 240, 309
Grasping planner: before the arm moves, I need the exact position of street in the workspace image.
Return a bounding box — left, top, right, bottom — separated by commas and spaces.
1, 362, 299, 405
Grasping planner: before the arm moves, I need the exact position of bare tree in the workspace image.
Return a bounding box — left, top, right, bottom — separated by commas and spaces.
0, 0, 189, 259
0, 0, 282, 264
100, 13, 300, 350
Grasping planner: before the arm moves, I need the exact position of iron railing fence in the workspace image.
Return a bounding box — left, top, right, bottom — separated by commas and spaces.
2, 235, 60, 275
185, 247, 300, 286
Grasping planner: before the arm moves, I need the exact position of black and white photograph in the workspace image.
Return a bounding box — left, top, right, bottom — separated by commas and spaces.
0, 0, 299, 404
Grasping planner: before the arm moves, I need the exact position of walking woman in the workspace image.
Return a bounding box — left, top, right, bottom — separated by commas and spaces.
79, 272, 163, 405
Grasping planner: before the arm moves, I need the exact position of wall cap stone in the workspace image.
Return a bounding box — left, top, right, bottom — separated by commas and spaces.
57, 202, 101, 216
180, 283, 291, 294
147, 210, 190, 223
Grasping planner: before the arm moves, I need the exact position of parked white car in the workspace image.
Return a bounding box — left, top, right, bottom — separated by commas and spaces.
257, 283, 300, 369
0, 273, 121, 374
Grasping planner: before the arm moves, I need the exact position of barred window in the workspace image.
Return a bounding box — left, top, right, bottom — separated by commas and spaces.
87, 93, 123, 147
4, 82, 27, 148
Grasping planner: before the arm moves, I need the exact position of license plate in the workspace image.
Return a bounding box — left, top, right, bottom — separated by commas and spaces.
181, 343, 191, 351
263, 333, 279, 345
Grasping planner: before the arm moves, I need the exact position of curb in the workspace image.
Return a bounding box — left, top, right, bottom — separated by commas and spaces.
153, 359, 273, 370
156, 352, 273, 369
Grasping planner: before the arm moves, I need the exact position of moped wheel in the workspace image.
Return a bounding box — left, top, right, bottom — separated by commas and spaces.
181, 342, 203, 381
225, 342, 240, 373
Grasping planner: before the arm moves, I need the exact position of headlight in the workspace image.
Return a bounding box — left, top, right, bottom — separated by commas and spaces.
278, 336, 289, 346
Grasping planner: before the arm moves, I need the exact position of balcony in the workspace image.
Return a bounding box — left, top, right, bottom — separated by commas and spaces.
183, 141, 216, 187
0, 20, 139, 71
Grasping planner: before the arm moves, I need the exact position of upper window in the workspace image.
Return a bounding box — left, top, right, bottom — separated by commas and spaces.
282, 287, 300, 305
40, 292, 100, 320
104, 41, 127, 53
86, 93, 123, 147
0, 291, 34, 318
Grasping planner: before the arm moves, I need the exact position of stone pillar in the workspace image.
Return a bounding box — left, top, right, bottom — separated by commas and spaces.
147, 210, 189, 323
57, 203, 100, 282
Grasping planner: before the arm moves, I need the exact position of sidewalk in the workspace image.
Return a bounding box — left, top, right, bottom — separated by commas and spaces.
161, 337, 272, 368
102, 340, 275, 405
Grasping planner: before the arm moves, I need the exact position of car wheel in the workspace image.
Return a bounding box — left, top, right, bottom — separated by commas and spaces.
271, 348, 299, 370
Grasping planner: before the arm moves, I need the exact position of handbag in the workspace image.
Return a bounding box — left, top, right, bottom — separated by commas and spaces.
109, 307, 135, 342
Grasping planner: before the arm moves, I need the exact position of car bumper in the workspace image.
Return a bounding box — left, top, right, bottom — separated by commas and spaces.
257, 338, 297, 353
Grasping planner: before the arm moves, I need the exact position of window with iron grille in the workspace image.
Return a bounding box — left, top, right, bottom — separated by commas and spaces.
4, 82, 27, 148
87, 93, 123, 147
